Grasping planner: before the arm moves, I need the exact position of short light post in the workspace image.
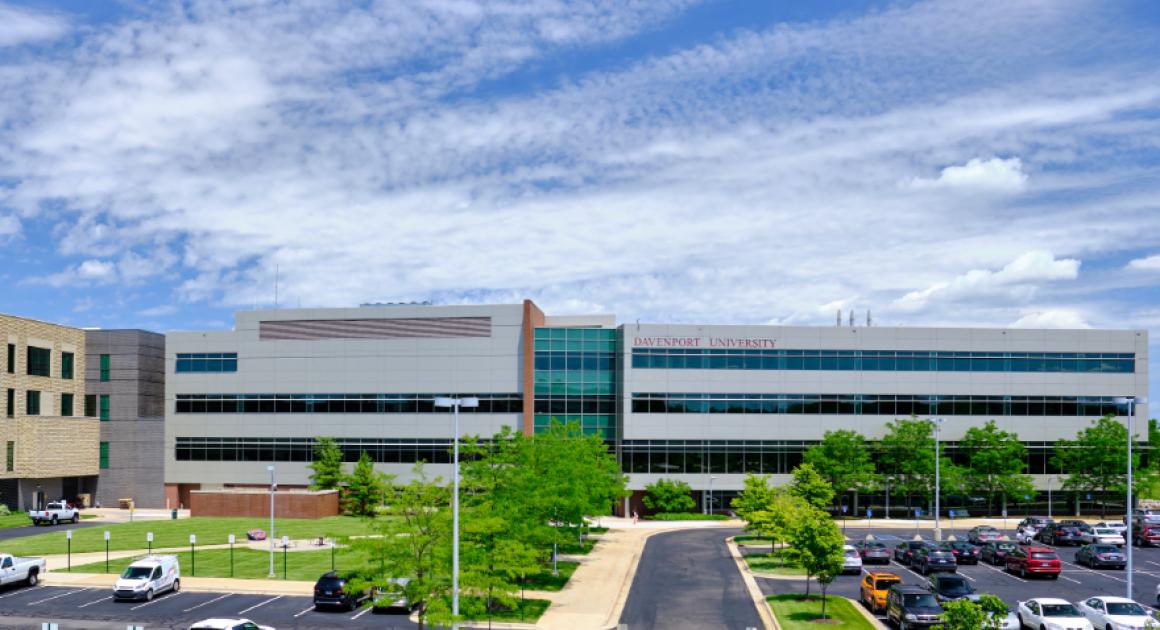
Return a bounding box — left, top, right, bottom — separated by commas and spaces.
267, 464, 276, 578
228, 534, 236, 577
434, 396, 480, 630
1115, 395, 1147, 601
104, 531, 110, 573
884, 475, 892, 520
190, 534, 196, 576
929, 417, 946, 541
841, 504, 848, 535
330, 539, 336, 572
146, 532, 153, 555
66, 530, 72, 572
282, 535, 289, 580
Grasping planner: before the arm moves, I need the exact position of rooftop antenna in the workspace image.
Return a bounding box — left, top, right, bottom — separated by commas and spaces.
867, 309, 872, 327
274, 264, 280, 309
848, 310, 854, 327
836, 309, 841, 327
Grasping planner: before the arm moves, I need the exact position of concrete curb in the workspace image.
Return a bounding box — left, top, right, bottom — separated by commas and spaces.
848, 596, 889, 629
726, 536, 777, 630
42, 572, 315, 596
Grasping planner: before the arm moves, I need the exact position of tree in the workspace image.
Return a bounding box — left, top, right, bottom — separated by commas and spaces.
959, 421, 1033, 517
803, 430, 875, 507
788, 463, 834, 511
784, 503, 844, 600
878, 417, 936, 513
358, 463, 450, 630
307, 437, 345, 490
642, 478, 696, 513
936, 594, 1011, 630
343, 451, 392, 517
1053, 414, 1140, 518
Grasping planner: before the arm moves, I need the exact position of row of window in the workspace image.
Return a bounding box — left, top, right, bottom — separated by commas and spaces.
629, 393, 1131, 417
534, 352, 617, 372
534, 395, 617, 415
175, 353, 238, 373
631, 349, 1136, 373
3, 389, 107, 420
175, 437, 460, 463
4, 345, 76, 379
173, 393, 522, 414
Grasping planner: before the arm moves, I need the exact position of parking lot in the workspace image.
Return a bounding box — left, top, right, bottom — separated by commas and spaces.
0, 584, 417, 630
753, 524, 1160, 625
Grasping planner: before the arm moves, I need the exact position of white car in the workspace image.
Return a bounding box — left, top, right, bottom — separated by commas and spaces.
1080, 527, 1126, 546
189, 619, 274, 630
842, 544, 863, 575
1076, 596, 1159, 630
1017, 527, 1040, 544
1097, 521, 1128, 535
1016, 598, 1094, 630
114, 555, 180, 601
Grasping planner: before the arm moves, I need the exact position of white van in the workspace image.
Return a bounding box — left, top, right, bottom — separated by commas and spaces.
114, 555, 180, 601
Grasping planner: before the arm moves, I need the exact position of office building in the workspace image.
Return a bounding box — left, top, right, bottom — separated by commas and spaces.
165, 301, 1148, 513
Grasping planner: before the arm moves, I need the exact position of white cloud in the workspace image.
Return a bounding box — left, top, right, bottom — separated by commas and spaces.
1010, 309, 1091, 329
0, 3, 68, 48
0, 214, 18, 236
892, 251, 1081, 312
1127, 254, 1160, 271
137, 304, 177, 317
908, 157, 1028, 192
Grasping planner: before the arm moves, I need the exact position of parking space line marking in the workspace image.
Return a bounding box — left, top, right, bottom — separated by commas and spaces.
27, 588, 90, 606
1059, 560, 1126, 583
78, 595, 112, 608
130, 591, 184, 610
351, 605, 373, 620
0, 586, 44, 600
294, 605, 315, 618
183, 592, 232, 612
1059, 575, 1081, 584
238, 595, 281, 614
975, 562, 1027, 583
1146, 560, 1160, 568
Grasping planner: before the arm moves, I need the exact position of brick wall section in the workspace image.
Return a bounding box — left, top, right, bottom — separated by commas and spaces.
0, 313, 94, 479
190, 490, 340, 519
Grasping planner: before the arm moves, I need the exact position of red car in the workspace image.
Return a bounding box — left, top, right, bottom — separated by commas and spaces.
1133, 525, 1160, 547
1005, 545, 1060, 579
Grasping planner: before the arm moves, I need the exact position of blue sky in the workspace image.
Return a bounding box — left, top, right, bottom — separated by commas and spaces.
0, 0, 1159, 397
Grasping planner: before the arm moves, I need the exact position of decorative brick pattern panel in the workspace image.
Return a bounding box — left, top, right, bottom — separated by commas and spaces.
190, 489, 340, 519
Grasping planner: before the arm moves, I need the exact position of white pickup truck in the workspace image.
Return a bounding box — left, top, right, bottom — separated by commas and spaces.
29, 502, 80, 526
0, 553, 46, 587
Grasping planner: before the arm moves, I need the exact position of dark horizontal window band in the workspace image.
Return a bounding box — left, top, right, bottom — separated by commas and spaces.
176, 353, 238, 373
534, 394, 616, 415
631, 349, 1134, 373
174, 393, 521, 414
175, 437, 455, 463
631, 393, 1129, 417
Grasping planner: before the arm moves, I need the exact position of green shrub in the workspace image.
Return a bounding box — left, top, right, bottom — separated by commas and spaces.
642, 479, 696, 513
0, 505, 10, 517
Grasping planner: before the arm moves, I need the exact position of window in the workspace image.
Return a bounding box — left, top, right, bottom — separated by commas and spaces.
61, 393, 74, 417
26, 346, 50, 377
99, 442, 109, 469
175, 353, 239, 373
99, 395, 110, 421
5, 344, 13, 373
84, 394, 96, 417
5, 442, 12, 472
5, 389, 12, 418
61, 352, 74, 380
99, 354, 110, 381
26, 391, 40, 415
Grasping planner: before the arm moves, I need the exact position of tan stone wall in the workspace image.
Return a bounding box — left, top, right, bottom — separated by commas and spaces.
0, 313, 93, 478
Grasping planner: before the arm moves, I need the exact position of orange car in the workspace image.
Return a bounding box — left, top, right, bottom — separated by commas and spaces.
859, 571, 901, 613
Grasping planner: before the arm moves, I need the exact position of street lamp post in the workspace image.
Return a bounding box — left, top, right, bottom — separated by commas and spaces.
706, 475, 717, 515
1115, 396, 1146, 601
884, 476, 891, 520
930, 417, 946, 541
267, 465, 276, 578
435, 396, 479, 630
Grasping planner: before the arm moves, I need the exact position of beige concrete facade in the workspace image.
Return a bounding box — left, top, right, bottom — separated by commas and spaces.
0, 313, 99, 508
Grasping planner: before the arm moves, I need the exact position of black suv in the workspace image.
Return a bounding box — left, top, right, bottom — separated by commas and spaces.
980, 541, 1016, 565
313, 571, 371, 611
911, 544, 957, 575
894, 540, 928, 564
1041, 520, 1084, 546
886, 585, 943, 629
926, 574, 979, 603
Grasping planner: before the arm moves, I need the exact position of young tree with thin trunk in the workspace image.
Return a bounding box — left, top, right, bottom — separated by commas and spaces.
803, 429, 875, 508
788, 463, 834, 511
1053, 414, 1140, 519
959, 421, 1033, 517
784, 503, 844, 600
342, 451, 392, 517
307, 437, 345, 490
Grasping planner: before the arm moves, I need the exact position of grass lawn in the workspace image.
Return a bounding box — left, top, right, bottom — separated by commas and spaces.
0, 512, 32, 529
767, 594, 875, 630
14, 516, 373, 556
520, 560, 579, 591
70, 546, 372, 581
556, 537, 596, 555
744, 550, 808, 576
